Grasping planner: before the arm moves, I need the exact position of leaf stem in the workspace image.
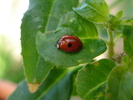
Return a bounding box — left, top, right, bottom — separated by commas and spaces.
107, 29, 114, 59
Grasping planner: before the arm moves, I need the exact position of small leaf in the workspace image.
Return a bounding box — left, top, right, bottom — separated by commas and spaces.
107, 14, 123, 32
123, 25, 133, 57
76, 59, 115, 99
36, 11, 107, 68
21, 0, 79, 85
73, 0, 109, 23
121, 18, 133, 26
7, 69, 73, 100
116, 10, 123, 19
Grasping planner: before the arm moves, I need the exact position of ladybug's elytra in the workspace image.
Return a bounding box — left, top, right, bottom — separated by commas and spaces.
55, 35, 83, 52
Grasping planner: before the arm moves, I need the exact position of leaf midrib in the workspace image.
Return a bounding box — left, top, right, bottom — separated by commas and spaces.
44, 0, 56, 32
36, 70, 71, 100
35, 0, 56, 83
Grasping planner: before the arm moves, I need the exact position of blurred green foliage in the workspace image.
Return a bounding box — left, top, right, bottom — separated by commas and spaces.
0, 35, 24, 83
112, 0, 133, 17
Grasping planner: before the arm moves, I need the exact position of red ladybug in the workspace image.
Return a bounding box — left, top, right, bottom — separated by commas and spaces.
55, 35, 83, 52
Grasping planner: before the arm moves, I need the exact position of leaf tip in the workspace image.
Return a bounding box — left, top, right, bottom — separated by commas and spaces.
28, 83, 40, 93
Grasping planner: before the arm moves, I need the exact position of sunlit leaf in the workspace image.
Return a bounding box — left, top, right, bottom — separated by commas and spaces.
116, 10, 123, 19
73, 0, 109, 23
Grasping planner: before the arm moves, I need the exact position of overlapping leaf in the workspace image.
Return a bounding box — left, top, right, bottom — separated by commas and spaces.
123, 25, 133, 57
73, 0, 109, 23
76, 59, 115, 99
36, 11, 107, 68
21, 0, 79, 85
105, 56, 133, 100
7, 69, 73, 100
105, 67, 133, 100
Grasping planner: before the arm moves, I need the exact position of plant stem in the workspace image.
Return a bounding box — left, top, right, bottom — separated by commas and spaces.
107, 29, 114, 59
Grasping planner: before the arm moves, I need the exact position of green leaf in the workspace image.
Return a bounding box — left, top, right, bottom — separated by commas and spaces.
85, 82, 106, 100
105, 66, 125, 100
105, 56, 133, 100
116, 10, 123, 19
73, 0, 109, 23
123, 25, 133, 57
105, 67, 133, 100
122, 18, 133, 26
7, 69, 73, 100
118, 68, 133, 100
36, 11, 107, 68
21, 0, 79, 85
107, 14, 123, 33
76, 59, 115, 99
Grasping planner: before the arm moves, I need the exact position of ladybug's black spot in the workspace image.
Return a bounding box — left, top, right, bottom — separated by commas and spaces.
68, 43, 72, 47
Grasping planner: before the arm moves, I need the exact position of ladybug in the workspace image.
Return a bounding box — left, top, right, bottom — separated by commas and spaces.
55, 35, 83, 52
